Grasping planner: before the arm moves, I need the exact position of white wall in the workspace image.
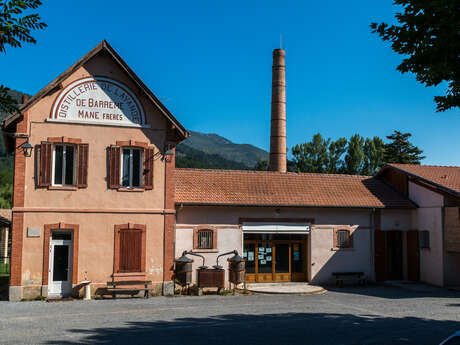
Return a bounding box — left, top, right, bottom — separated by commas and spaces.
310, 227, 372, 284
409, 181, 444, 286
175, 227, 242, 287
176, 206, 393, 285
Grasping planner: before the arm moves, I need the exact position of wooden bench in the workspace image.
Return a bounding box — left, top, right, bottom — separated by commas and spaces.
105, 280, 153, 299
332, 272, 365, 287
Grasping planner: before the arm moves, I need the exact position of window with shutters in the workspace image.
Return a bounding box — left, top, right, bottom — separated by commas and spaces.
333, 229, 353, 249
37, 138, 88, 189
114, 224, 146, 274
108, 142, 154, 190
53, 145, 75, 186
337, 230, 351, 248
121, 148, 143, 188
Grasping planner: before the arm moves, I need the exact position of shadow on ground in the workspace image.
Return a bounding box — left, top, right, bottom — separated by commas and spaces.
46, 311, 459, 345
325, 284, 460, 300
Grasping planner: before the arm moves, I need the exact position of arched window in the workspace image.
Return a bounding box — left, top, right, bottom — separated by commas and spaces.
336, 230, 352, 249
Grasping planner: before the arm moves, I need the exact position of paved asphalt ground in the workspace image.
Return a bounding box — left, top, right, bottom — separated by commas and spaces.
1, 286, 460, 345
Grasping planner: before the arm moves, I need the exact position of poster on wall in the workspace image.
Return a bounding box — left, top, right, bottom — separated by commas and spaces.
258, 254, 264, 260
248, 252, 254, 261
266, 248, 272, 253
259, 247, 265, 252
260, 260, 267, 265
267, 256, 272, 261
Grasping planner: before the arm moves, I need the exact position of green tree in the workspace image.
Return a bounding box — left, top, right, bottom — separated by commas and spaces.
371, 0, 460, 112
254, 158, 268, 171
291, 133, 330, 173
362, 137, 385, 175
0, 0, 47, 114
344, 134, 365, 174
327, 137, 347, 173
384, 130, 425, 164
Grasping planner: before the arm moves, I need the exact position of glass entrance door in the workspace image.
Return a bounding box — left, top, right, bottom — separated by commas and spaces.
48, 231, 73, 297
274, 243, 291, 281
243, 234, 308, 283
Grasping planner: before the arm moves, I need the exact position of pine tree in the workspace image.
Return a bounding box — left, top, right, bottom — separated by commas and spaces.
383, 130, 425, 164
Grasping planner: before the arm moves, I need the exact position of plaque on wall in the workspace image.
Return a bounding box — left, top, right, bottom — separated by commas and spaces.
27, 227, 40, 238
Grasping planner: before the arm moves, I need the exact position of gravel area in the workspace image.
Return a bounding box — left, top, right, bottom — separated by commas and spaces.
1, 286, 460, 344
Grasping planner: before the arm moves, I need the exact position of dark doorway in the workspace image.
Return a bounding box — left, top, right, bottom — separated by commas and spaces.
406, 231, 420, 281
386, 231, 403, 280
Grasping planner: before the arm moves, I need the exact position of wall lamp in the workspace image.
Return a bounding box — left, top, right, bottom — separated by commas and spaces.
151, 144, 174, 162
164, 145, 174, 161
21, 140, 33, 157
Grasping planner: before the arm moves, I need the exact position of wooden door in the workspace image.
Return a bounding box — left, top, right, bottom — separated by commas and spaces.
386, 231, 403, 280
274, 242, 290, 282
291, 241, 307, 281
119, 229, 142, 273
375, 229, 386, 281
407, 231, 420, 281
256, 242, 273, 282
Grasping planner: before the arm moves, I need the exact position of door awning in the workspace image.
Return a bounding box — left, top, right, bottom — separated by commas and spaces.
242, 222, 311, 234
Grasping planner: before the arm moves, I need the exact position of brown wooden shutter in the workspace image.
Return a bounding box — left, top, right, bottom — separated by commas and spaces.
119, 229, 142, 272
77, 143, 89, 188
38, 141, 52, 187
108, 146, 121, 189
143, 147, 154, 190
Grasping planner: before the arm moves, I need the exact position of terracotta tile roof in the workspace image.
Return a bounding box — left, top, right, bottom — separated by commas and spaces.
175, 169, 415, 209
387, 164, 460, 196
0, 209, 11, 224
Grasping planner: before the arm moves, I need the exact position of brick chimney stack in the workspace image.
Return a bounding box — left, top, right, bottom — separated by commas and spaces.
269, 48, 287, 173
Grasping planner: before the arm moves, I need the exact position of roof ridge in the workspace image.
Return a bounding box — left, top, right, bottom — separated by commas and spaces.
176, 168, 372, 179
389, 163, 460, 169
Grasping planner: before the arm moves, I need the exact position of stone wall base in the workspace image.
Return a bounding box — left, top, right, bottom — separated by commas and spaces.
162, 281, 174, 296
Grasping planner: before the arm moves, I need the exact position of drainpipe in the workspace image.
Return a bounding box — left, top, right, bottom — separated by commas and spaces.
370, 208, 375, 282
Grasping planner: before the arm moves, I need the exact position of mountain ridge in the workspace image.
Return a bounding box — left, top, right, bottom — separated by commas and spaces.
1, 89, 268, 169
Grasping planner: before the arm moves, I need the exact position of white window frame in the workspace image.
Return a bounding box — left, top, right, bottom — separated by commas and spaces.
52, 144, 76, 186
120, 147, 143, 188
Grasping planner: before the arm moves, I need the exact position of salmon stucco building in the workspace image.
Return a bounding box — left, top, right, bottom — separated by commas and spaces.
3, 42, 460, 301
3, 41, 188, 301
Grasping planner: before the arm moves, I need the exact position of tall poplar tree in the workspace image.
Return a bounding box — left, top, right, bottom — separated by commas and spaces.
362, 137, 385, 175
344, 134, 365, 174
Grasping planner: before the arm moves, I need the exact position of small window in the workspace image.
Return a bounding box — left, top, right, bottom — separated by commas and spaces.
419, 230, 430, 249
337, 230, 351, 249
53, 145, 75, 186
198, 230, 213, 249
121, 148, 143, 188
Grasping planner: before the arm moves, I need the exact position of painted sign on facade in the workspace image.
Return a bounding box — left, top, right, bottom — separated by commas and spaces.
51, 77, 145, 127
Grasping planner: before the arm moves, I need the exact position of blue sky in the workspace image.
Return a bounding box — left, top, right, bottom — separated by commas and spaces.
1, 0, 459, 165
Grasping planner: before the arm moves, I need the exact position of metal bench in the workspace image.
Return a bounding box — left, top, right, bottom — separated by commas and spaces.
332, 272, 365, 287
105, 280, 153, 299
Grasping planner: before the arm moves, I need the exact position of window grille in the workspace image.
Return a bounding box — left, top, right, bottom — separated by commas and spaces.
198, 230, 213, 249
419, 230, 430, 249
337, 230, 351, 248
